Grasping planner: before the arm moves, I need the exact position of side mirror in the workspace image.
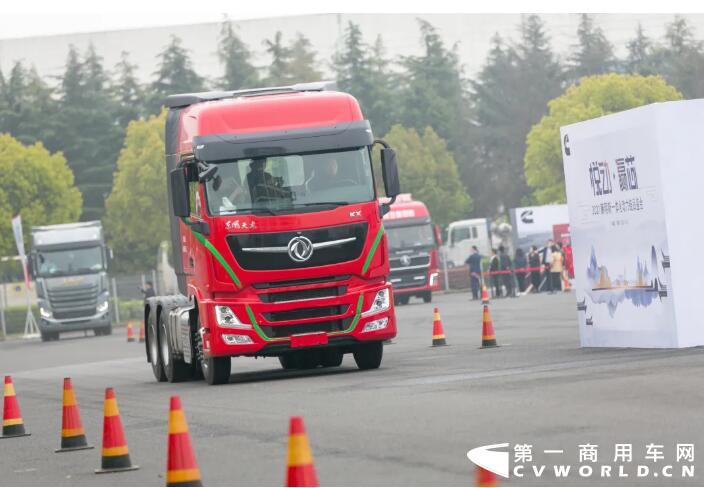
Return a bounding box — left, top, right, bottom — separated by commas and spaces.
170, 167, 190, 218
381, 148, 401, 199
27, 254, 35, 279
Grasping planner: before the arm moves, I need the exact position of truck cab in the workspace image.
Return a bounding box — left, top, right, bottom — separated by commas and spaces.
442, 218, 492, 268
29, 221, 112, 341
382, 194, 440, 304
146, 82, 401, 385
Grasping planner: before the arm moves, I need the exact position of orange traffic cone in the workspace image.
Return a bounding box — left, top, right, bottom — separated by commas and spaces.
95, 388, 139, 473
481, 284, 490, 305
476, 465, 499, 486
56, 378, 93, 452
126, 322, 135, 342
480, 305, 498, 348
1, 376, 30, 438
138, 322, 145, 343
286, 416, 318, 487
166, 396, 202, 487
431, 307, 447, 347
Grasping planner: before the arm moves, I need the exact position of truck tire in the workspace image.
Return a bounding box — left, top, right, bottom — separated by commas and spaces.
353, 341, 383, 370
395, 295, 409, 306
422, 291, 432, 303
159, 312, 191, 383
195, 332, 230, 385
148, 308, 167, 382
40, 330, 58, 342
320, 348, 344, 367
279, 354, 301, 370
299, 350, 321, 369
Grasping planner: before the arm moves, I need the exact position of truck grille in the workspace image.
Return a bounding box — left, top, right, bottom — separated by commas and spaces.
48, 283, 99, 317
259, 286, 346, 303
390, 268, 428, 289
389, 253, 430, 270
227, 223, 367, 270
262, 305, 348, 322
261, 318, 352, 339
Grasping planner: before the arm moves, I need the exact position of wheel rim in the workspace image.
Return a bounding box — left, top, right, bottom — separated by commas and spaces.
160, 322, 170, 367
149, 323, 159, 364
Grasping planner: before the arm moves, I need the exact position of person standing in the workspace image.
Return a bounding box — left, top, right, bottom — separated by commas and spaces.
499, 245, 514, 297
465, 246, 482, 300
514, 247, 527, 293
489, 248, 501, 298
528, 245, 541, 293
141, 281, 156, 303
550, 245, 564, 293
540, 239, 555, 292
563, 240, 574, 279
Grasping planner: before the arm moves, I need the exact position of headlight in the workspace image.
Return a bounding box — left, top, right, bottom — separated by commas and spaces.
215, 305, 252, 329
96, 300, 109, 313
39, 306, 52, 319
362, 288, 390, 317
362, 317, 389, 333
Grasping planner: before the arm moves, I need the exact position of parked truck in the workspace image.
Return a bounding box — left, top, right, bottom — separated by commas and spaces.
29, 221, 112, 341
145, 82, 401, 385
382, 194, 440, 304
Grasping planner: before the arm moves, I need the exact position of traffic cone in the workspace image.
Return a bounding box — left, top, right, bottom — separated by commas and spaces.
138, 322, 145, 343
166, 396, 202, 487
431, 307, 447, 347
1, 376, 30, 439
476, 465, 498, 487
480, 305, 498, 348
95, 388, 139, 474
126, 322, 135, 342
56, 378, 93, 452
481, 284, 490, 305
286, 416, 318, 487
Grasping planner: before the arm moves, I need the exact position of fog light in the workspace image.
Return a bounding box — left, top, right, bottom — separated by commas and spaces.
39, 306, 52, 319
362, 317, 388, 333
222, 334, 253, 345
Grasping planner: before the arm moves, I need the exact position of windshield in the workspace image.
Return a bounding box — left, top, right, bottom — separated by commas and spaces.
386, 224, 436, 250
205, 148, 375, 215
37, 247, 104, 277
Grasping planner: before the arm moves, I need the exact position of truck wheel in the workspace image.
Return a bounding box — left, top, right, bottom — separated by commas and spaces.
300, 350, 321, 369
148, 309, 167, 382
395, 295, 409, 306
353, 341, 383, 370
159, 313, 191, 383
40, 331, 56, 342
195, 331, 230, 385
320, 348, 343, 367
279, 353, 301, 370
422, 291, 432, 303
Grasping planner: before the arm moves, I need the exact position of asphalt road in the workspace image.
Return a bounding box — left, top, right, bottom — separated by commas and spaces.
1, 291, 702, 486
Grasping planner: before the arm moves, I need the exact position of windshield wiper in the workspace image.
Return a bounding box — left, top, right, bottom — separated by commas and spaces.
293, 201, 350, 208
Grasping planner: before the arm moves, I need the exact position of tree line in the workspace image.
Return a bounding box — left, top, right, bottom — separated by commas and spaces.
0, 14, 702, 269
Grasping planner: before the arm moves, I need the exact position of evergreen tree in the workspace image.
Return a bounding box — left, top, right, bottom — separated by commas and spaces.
150, 35, 205, 112
286, 33, 321, 83
397, 19, 468, 150
333, 23, 395, 135
659, 16, 704, 99
626, 24, 657, 75
568, 14, 617, 81
263, 31, 292, 85
217, 20, 259, 90
112, 51, 144, 127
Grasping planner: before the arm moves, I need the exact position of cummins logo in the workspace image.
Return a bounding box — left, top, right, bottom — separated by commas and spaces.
287, 236, 314, 262
467, 443, 510, 478
520, 210, 534, 224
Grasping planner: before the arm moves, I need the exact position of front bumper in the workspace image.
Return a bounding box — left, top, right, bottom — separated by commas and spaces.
39, 311, 111, 333
200, 279, 397, 357
391, 271, 440, 297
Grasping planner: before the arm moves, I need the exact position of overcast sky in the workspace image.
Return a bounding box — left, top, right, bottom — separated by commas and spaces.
1, 0, 701, 40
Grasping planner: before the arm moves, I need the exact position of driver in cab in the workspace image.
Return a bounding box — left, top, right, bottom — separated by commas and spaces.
307, 158, 342, 192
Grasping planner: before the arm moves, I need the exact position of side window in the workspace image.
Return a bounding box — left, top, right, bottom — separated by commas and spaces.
452, 226, 471, 245
472, 226, 478, 239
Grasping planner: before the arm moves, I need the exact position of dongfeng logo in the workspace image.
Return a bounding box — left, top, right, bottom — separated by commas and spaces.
288, 236, 314, 262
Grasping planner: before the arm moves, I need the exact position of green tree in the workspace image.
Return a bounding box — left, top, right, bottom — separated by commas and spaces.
524, 74, 681, 203
333, 22, 396, 135
286, 33, 321, 83
57, 44, 123, 221
0, 133, 82, 256
217, 20, 259, 90
150, 36, 205, 113
263, 32, 291, 85
625, 24, 658, 75
112, 51, 144, 128
104, 111, 168, 271
568, 14, 617, 81
658, 16, 704, 99
382, 125, 472, 226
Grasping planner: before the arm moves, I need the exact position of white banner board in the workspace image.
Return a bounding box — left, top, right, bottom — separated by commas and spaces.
510, 204, 569, 250
561, 99, 704, 348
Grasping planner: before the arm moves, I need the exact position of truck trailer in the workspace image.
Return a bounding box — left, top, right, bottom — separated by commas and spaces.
382, 194, 440, 304
145, 82, 401, 385
29, 221, 113, 341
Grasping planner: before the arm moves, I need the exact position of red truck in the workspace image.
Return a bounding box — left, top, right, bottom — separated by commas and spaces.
145, 82, 401, 385
382, 195, 440, 304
